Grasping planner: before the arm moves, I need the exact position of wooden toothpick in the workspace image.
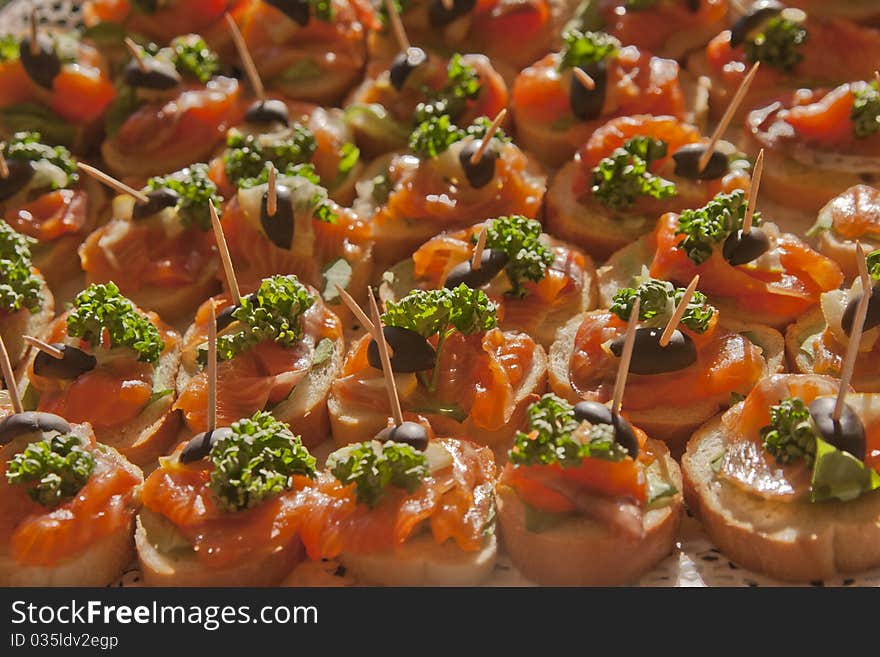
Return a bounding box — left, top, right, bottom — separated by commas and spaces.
442, 0, 453, 10
266, 162, 277, 217
611, 298, 640, 416
743, 148, 764, 235
124, 37, 148, 72
225, 12, 264, 101
572, 67, 596, 90
368, 288, 404, 426
209, 199, 242, 306
698, 61, 761, 172
874, 70, 880, 87
0, 335, 23, 414
471, 226, 487, 271
334, 284, 375, 334
0, 144, 8, 180
659, 275, 700, 347
469, 109, 507, 166
76, 163, 150, 205
207, 302, 218, 433
23, 336, 63, 360
29, 10, 39, 56
383, 0, 410, 52
833, 243, 872, 421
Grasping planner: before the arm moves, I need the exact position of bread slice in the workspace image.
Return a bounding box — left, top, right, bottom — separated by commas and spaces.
683, 408, 880, 582
135, 510, 304, 587
496, 438, 682, 586
329, 335, 548, 448
548, 313, 785, 453
2, 270, 54, 372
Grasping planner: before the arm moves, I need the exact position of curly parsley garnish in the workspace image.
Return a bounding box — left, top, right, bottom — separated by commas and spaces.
215, 275, 315, 361
224, 127, 317, 189
170, 34, 219, 83
509, 394, 627, 467
327, 440, 428, 508
481, 215, 554, 298
414, 54, 481, 123
760, 397, 818, 466
675, 190, 760, 264
592, 136, 676, 210
3, 131, 78, 189
337, 142, 360, 180
67, 282, 164, 363
0, 34, 19, 62
144, 163, 221, 231
0, 220, 41, 314
209, 411, 316, 512
558, 29, 620, 72
6, 433, 94, 508
409, 113, 464, 158
868, 249, 880, 280
610, 277, 714, 333
852, 81, 880, 140
744, 16, 807, 72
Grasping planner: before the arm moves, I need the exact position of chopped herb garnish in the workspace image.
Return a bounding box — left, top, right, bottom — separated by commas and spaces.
852, 81, 880, 140
3, 131, 78, 189
744, 16, 807, 72
610, 276, 714, 332
481, 215, 554, 297
414, 54, 481, 123
336, 142, 360, 179
867, 249, 880, 280
675, 190, 759, 264
327, 440, 428, 508
592, 136, 676, 210
0, 34, 18, 62
558, 29, 620, 72
6, 433, 94, 508
170, 34, 219, 83
0, 219, 41, 314
144, 163, 221, 231
67, 282, 164, 363
209, 411, 316, 512
224, 127, 317, 188
409, 113, 464, 158
760, 397, 817, 466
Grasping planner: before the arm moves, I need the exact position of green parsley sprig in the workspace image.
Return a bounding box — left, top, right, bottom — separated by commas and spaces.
170, 34, 219, 83
144, 163, 221, 231
481, 215, 554, 298
744, 16, 807, 72
852, 81, 880, 140
6, 434, 94, 508
610, 277, 714, 332
558, 29, 620, 72
67, 282, 164, 363
327, 440, 428, 508
760, 397, 818, 466
0, 219, 41, 314
3, 131, 78, 189
509, 394, 627, 467
223, 127, 317, 189
675, 190, 760, 264
209, 411, 316, 512
409, 114, 464, 158
215, 275, 315, 361
413, 54, 481, 124
591, 136, 676, 210
867, 249, 880, 280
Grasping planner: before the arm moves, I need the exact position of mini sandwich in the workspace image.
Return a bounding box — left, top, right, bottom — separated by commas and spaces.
808, 184, 880, 282
496, 394, 682, 586
174, 275, 344, 446
0, 219, 53, 371
21, 282, 181, 468
293, 425, 498, 586
353, 114, 546, 271
329, 285, 547, 448
683, 373, 880, 581
381, 215, 597, 348
136, 411, 315, 586
0, 411, 143, 586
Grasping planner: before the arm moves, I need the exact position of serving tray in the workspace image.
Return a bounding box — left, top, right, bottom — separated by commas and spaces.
3, 0, 879, 588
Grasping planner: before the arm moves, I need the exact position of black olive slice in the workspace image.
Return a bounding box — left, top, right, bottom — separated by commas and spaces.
729, 1, 784, 48
842, 284, 880, 336
722, 227, 771, 265
684, 0, 700, 12
0, 411, 71, 445
443, 249, 508, 290
33, 344, 97, 380
265, 0, 311, 26
367, 326, 436, 373
428, 0, 477, 27
569, 62, 607, 121
389, 47, 428, 91
808, 397, 866, 461
459, 140, 497, 189
180, 426, 234, 463
376, 421, 430, 451
610, 327, 697, 375
19, 34, 61, 89
572, 400, 639, 458
244, 99, 290, 127
671, 143, 729, 180
132, 187, 180, 220
123, 57, 181, 90
0, 159, 35, 202
260, 184, 295, 249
